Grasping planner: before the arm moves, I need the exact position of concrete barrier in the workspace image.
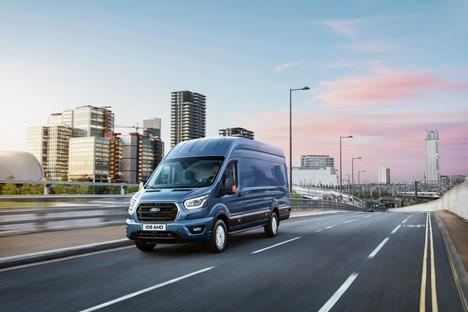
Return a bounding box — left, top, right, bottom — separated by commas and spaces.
390, 180, 468, 221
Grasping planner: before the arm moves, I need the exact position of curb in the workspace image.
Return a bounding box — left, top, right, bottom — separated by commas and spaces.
0, 239, 133, 270
435, 212, 468, 311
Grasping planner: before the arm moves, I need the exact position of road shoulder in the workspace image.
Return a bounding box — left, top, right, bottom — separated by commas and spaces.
435, 210, 468, 310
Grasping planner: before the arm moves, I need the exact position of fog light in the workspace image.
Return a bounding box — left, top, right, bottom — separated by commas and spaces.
188, 225, 206, 234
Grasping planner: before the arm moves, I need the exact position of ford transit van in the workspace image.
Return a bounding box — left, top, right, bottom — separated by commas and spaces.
126, 137, 290, 253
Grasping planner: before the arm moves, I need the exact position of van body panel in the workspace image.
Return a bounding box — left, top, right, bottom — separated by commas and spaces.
126, 137, 290, 245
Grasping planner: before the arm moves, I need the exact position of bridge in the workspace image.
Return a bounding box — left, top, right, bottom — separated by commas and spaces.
0, 182, 467, 311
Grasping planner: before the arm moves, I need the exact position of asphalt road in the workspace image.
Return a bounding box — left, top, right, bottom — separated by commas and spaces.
0, 211, 464, 312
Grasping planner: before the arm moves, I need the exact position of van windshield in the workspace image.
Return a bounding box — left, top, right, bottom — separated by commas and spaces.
145, 157, 224, 189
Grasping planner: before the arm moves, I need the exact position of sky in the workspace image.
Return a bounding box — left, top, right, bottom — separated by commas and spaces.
1, 0, 467, 182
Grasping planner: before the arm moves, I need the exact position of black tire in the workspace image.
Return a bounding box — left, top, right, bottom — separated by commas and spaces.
264, 211, 279, 237
209, 219, 228, 253
135, 239, 156, 252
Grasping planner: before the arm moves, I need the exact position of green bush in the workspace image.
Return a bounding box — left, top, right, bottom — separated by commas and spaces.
2, 184, 18, 195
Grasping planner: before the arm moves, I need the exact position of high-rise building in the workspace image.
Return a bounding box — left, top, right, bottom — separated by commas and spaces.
48, 110, 74, 128
26, 126, 71, 180
45, 126, 72, 180
425, 130, 440, 184
219, 127, 254, 140
300, 155, 335, 172
119, 133, 165, 183
27, 127, 48, 166
68, 137, 110, 182
72, 106, 114, 137
143, 118, 162, 139
378, 167, 391, 184
171, 91, 206, 147
106, 132, 122, 183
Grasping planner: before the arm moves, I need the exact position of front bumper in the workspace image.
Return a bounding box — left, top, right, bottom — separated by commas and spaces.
126, 217, 214, 243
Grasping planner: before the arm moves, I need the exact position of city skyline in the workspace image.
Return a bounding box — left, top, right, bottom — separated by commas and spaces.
1, 1, 468, 182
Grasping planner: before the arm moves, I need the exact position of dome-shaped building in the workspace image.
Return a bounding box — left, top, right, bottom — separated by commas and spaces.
0, 151, 43, 181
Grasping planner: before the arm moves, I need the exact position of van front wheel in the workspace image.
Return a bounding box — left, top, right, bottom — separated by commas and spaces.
265, 212, 279, 237
209, 219, 227, 253
135, 239, 156, 252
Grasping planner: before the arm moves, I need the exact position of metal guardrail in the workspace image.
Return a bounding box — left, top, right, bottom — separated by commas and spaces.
290, 199, 365, 211
0, 198, 365, 236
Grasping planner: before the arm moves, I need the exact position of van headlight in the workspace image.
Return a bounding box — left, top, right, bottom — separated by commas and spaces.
184, 195, 208, 209
128, 197, 139, 214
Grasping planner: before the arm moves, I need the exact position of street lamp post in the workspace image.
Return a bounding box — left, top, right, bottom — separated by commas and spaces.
351, 156, 362, 196
289, 86, 310, 194
339, 135, 353, 201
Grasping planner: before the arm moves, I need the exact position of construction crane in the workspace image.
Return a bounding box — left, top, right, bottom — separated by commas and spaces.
115, 122, 142, 133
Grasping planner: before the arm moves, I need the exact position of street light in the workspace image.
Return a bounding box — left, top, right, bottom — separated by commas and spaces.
351, 156, 362, 195
289, 86, 310, 193
339, 135, 353, 201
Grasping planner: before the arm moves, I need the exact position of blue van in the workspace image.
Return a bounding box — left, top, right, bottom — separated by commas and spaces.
126, 137, 290, 253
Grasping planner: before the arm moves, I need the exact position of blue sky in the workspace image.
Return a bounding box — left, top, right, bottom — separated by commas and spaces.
1, 0, 467, 181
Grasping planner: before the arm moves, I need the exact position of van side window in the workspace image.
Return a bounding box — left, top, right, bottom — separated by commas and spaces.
221, 161, 238, 192
240, 158, 286, 187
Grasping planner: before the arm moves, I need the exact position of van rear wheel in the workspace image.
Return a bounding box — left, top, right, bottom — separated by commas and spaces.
135, 239, 156, 252
265, 212, 279, 237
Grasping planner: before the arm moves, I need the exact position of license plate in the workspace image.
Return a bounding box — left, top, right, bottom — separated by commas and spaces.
142, 224, 166, 231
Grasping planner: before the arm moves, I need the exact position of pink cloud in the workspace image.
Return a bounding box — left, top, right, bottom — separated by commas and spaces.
315, 67, 468, 104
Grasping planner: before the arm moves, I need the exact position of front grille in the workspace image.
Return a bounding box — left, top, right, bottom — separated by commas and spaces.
136, 202, 178, 222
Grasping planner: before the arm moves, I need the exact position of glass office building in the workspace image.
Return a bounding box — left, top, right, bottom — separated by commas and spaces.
27, 126, 48, 166
68, 137, 110, 182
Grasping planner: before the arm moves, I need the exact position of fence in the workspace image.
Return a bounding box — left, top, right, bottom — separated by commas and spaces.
0, 197, 366, 236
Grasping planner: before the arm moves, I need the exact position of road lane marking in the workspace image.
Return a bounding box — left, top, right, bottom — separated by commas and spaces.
0, 246, 134, 273
419, 213, 429, 312
368, 237, 390, 259
251, 237, 301, 254
391, 225, 401, 235
318, 273, 359, 312
314, 229, 323, 233
362, 215, 373, 219
343, 218, 358, 224
80, 266, 215, 312
428, 213, 439, 312
325, 225, 334, 230
402, 215, 412, 224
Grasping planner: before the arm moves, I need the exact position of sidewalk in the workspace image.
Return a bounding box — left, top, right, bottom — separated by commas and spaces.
0, 225, 125, 258
438, 210, 468, 272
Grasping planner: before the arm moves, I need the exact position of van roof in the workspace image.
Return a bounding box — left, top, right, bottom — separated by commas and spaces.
166, 137, 284, 159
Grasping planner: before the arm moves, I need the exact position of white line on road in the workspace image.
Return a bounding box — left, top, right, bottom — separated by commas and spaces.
325, 225, 335, 230
0, 246, 134, 273
368, 237, 390, 259
362, 215, 373, 219
318, 273, 359, 312
391, 225, 401, 235
80, 266, 215, 312
251, 237, 301, 254
343, 218, 358, 224
314, 229, 323, 233
402, 215, 411, 224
